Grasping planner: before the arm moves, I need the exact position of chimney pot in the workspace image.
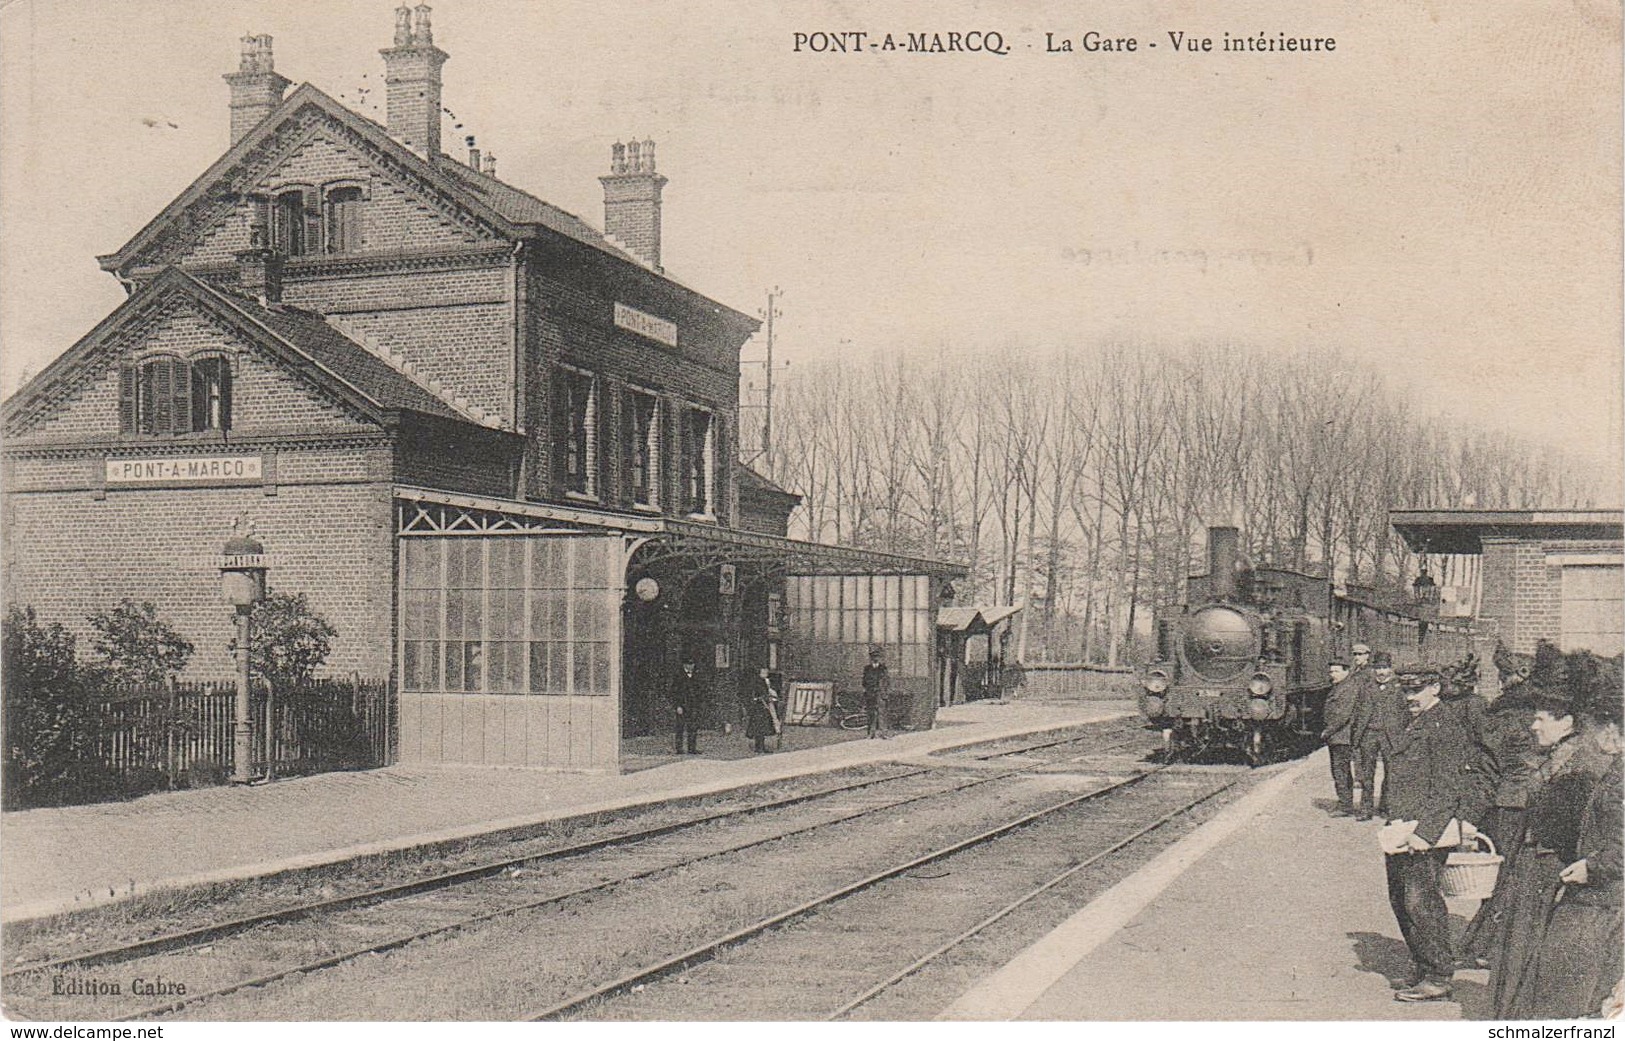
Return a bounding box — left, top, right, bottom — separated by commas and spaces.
224, 32, 290, 145
600, 138, 668, 271
380, 5, 448, 160
482, 152, 497, 176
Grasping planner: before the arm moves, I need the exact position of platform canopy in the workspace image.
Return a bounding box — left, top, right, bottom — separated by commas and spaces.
1389, 509, 1625, 556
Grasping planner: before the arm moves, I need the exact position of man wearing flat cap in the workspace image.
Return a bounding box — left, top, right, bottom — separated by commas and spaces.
1322, 657, 1358, 815
1381, 665, 1476, 1002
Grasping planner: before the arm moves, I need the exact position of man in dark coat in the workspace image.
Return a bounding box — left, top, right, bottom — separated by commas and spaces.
862, 645, 891, 739
1321, 657, 1357, 815
671, 657, 704, 755
1382, 665, 1475, 1002
1351, 650, 1407, 819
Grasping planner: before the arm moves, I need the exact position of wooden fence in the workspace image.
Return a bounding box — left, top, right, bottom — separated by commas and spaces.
96, 676, 394, 789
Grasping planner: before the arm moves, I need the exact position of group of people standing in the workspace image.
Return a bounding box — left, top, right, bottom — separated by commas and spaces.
1321, 642, 1622, 1016
667, 645, 895, 755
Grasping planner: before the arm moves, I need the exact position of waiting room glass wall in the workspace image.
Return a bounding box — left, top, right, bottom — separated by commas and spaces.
397, 534, 622, 768
782, 573, 937, 727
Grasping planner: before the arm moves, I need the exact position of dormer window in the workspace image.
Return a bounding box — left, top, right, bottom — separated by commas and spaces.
326, 186, 365, 253
119, 355, 232, 436
270, 188, 317, 257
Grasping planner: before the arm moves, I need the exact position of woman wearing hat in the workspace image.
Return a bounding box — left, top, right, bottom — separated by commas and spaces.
1488, 688, 1612, 1018
1528, 686, 1623, 1018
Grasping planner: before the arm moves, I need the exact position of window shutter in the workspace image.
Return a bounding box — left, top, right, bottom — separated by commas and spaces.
550, 375, 570, 491
150, 358, 174, 435
599, 381, 617, 502
219, 360, 233, 432
172, 358, 192, 434
118, 362, 136, 434
302, 188, 322, 256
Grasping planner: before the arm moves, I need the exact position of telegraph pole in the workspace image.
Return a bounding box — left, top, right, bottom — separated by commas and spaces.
760, 287, 782, 478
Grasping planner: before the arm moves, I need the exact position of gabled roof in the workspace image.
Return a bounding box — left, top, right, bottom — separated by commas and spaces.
2, 267, 486, 433
735, 462, 801, 503
96, 83, 756, 332
937, 605, 1022, 633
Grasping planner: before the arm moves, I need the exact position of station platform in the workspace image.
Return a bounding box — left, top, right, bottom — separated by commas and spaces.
0, 700, 1131, 925
942, 747, 1493, 1022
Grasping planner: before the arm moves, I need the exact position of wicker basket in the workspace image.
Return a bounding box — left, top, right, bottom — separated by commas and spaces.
1442, 833, 1503, 900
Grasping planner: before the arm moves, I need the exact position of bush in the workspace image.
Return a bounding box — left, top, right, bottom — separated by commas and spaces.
2, 606, 94, 809
87, 599, 193, 686
249, 592, 338, 692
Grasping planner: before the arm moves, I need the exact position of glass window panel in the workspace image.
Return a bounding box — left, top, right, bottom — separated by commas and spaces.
444, 642, 464, 691
462, 642, 484, 692
843, 605, 858, 643
445, 592, 464, 639
885, 609, 900, 644
855, 576, 871, 610
591, 642, 612, 695
402, 540, 440, 588
506, 590, 527, 639
528, 643, 549, 694
549, 643, 569, 693
843, 576, 859, 611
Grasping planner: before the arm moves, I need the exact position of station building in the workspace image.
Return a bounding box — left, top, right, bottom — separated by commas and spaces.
1390, 509, 1624, 656
1, 8, 964, 771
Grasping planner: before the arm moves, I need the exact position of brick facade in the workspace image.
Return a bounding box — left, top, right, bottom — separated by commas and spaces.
1476, 534, 1622, 654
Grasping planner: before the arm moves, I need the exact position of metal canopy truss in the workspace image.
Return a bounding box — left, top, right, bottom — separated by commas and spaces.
394, 485, 966, 580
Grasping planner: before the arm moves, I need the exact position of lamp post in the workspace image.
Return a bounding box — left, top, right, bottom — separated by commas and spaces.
220, 521, 268, 784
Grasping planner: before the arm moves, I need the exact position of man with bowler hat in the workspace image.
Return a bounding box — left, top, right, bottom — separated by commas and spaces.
1352, 650, 1407, 819
671, 656, 704, 755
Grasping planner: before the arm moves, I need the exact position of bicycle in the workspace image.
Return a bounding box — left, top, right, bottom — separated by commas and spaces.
797, 690, 870, 730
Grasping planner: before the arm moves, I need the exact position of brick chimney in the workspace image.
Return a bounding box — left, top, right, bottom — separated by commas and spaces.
223, 34, 290, 146
380, 4, 448, 161
600, 139, 668, 271
236, 224, 284, 306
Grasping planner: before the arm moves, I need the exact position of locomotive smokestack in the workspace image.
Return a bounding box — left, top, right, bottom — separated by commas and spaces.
1208, 526, 1240, 600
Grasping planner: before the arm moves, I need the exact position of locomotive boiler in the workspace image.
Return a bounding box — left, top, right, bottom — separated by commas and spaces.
1139, 526, 1481, 764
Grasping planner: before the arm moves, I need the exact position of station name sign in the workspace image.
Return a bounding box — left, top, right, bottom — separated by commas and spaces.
614, 303, 678, 348
106, 455, 263, 485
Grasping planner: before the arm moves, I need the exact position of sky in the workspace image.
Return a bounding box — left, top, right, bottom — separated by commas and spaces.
2, 0, 1620, 485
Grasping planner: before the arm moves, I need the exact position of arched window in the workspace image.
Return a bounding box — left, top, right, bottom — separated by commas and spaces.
190, 356, 233, 432
271, 189, 316, 257
326, 186, 365, 253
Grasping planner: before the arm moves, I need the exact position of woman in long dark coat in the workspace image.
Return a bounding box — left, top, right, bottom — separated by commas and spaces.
1488, 692, 1611, 1018
1528, 711, 1622, 1019
743, 668, 780, 753
1459, 690, 1538, 964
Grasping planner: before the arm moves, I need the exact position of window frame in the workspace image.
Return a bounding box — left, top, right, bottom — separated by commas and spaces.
681, 405, 716, 518
322, 181, 370, 254
558, 366, 599, 499
621, 386, 660, 510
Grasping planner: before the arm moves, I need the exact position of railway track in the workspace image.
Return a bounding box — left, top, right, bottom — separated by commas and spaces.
4, 720, 1149, 1021
528, 764, 1245, 1021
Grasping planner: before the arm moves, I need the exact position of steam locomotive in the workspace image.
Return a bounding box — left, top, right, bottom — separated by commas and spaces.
1139, 527, 1482, 764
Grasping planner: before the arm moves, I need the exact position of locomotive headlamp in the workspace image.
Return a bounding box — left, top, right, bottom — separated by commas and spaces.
1143, 668, 1171, 694
1247, 673, 1273, 697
